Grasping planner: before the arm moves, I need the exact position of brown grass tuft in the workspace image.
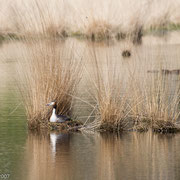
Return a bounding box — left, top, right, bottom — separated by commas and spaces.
18, 38, 82, 128
86, 20, 115, 41
85, 47, 131, 131
130, 70, 180, 132
83, 47, 180, 133
45, 23, 68, 38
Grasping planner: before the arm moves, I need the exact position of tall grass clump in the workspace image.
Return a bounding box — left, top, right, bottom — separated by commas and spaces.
130, 70, 180, 132
18, 38, 81, 129
84, 45, 180, 133
85, 48, 132, 131
8, 0, 69, 39
86, 20, 115, 41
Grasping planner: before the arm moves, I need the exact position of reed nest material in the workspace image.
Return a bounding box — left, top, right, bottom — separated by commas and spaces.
152, 120, 180, 133
99, 118, 133, 132
48, 120, 83, 131
132, 118, 179, 133
32, 120, 83, 132
133, 118, 151, 132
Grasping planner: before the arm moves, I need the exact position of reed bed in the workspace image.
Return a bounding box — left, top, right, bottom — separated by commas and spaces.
5, 0, 180, 133
13, 37, 180, 133
86, 20, 115, 41
130, 72, 180, 132
5, 0, 69, 39
0, 0, 178, 137
18, 38, 82, 129
0, 0, 179, 42
84, 48, 133, 132
82, 45, 180, 133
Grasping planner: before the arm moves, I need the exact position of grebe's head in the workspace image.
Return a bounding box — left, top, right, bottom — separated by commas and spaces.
46, 101, 56, 108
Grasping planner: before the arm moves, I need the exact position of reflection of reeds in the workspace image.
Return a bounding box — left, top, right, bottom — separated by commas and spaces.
18, 39, 82, 128
98, 132, 178, 179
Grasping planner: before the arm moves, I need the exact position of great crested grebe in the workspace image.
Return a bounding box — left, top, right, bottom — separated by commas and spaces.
46, 101, 70, 123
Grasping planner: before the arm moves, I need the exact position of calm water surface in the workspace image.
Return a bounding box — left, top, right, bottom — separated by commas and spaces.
1, 33, 180, 180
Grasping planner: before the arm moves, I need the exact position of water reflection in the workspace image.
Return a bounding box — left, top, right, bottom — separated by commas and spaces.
98, 132, 180, 180
25, 131, 72, 180
22, 131, 180, 180
50, 132, 70, 160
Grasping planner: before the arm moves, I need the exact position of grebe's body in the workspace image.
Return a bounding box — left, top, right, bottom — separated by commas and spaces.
47, 101, 70, 123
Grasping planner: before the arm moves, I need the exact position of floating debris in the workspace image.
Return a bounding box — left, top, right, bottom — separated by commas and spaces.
122, 50, 131, 57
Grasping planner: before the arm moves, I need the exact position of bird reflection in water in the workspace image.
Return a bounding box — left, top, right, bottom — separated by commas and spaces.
24, 131, 72, 180
49, 132, 70, 160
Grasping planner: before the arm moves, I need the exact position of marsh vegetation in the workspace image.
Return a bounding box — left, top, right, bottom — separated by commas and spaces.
2, 1, 180, 180
1, 0, 180, 41
17, 39, 82, 129
0, 0, 180, 133
83, 46, 180, 132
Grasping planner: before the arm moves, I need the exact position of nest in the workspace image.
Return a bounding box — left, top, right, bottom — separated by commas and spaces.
48, 120, 83, 132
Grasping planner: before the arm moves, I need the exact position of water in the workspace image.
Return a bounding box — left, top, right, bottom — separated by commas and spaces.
1, 32, 180, 180
2, 129, 180, 180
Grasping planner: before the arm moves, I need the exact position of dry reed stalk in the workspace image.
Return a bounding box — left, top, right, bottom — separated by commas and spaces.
85, 47, 132, 131
18, 38, 82, 128
129, 70, 180, 132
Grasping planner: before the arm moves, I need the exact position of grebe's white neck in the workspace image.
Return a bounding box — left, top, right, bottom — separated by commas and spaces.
50, 108, 57, 122
52, 108, 56, 115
